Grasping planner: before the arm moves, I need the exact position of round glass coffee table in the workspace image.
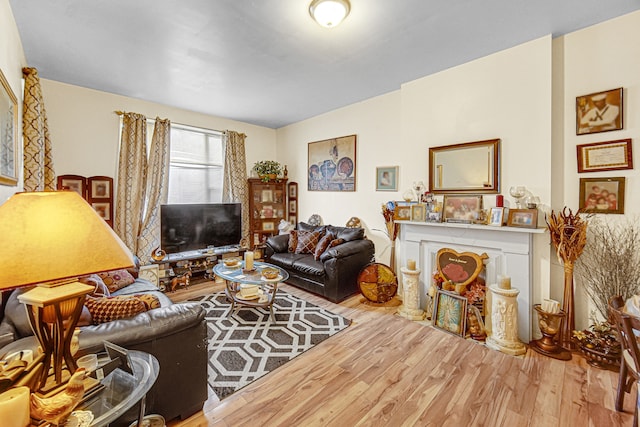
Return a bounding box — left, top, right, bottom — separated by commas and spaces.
213, 261, 289, 322
80, 350, 159, 426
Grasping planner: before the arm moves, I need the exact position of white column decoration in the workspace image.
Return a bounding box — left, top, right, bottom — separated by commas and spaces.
485, 285, 526, 356
397, 267, 426, 320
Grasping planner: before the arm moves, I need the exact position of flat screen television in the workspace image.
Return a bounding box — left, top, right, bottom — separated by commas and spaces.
160, 203, 242, 254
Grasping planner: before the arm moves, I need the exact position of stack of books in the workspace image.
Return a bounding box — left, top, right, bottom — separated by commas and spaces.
239, 284, 260, 299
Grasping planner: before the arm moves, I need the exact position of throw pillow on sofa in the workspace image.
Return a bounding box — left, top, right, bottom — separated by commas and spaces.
314, 232, 336, 260
98, 269, 136, 293
294, 230, 322, 254
84, 294, 159, 324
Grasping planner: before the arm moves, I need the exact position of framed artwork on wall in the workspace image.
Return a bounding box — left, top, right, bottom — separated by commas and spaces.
376, 166, 398, 191
308, 134, 356, 192
0, 68, 18, 186
576, 139, 632, 173
579, 176, 625, 214
92, 202, 111, 221
576, 87, 623, 135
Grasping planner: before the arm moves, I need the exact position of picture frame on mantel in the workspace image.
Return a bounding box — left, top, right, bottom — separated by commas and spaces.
0, 68, 18, 186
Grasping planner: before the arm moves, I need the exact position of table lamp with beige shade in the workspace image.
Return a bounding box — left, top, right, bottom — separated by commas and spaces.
0, 191, 135, 390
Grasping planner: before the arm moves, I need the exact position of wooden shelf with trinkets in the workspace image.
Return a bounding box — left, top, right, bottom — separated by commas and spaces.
248, 177, 287, 249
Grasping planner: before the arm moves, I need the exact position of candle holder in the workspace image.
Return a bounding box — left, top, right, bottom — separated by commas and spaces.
530, 304, 571, 360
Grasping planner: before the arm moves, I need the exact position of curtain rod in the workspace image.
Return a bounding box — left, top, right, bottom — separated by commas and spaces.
114, 110, 227, 134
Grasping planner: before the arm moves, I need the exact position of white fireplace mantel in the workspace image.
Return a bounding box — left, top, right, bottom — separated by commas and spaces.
397, 220, 545, 342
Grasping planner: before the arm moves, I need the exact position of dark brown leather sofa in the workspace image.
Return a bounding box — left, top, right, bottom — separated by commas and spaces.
0, 278, 208, 425
264, 223, 375, 302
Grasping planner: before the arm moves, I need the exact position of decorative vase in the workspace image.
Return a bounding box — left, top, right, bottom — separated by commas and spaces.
530, 304, 571, 360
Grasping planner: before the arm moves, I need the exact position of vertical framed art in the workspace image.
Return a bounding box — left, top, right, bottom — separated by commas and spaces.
376, 166, 398, 191
432, 290, 468, 337
0, 67, 18, 186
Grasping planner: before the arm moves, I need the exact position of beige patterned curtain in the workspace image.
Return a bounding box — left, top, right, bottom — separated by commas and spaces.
22, 67, 55, 191
223, 131, 250, 246
115, 112, 147, 252
137, 117, 171, 263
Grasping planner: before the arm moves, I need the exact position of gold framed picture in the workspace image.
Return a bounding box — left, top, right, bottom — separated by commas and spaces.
506, 208, 538, 229
579, 176, 625, 214
576, 87, 623, 135
576, 139, 632, 173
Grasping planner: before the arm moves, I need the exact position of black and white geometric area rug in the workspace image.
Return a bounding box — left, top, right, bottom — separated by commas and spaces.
192, 291, 351, 400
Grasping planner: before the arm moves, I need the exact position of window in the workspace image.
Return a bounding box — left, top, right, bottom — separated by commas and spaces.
166, 124, 224, 204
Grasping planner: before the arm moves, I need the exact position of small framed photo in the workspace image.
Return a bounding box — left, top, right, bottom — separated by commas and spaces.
289, 215, 297, 226
261, 189, 273, 203
443, 195, 483, 223
577, 139, 632, 173
393, 204, 412, 221
376, 166, 398, 191
410, 204, 426, 222
506, 208, 538, 229
263, 221, 275, 231
432, 290, 467, 337
426, 211, 442, 223
90, 178, 111, 198
57, 175, 86, 198
576, 87, 623, 135
579, 177, 625, 214
289, 200, 297, 214
488, 207, 504, 226
288, 182, 298, 199
92, 202, 111, 221
261, 205, 274, 218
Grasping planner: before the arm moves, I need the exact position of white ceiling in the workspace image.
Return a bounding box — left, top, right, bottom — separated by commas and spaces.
9, 1, 640, 129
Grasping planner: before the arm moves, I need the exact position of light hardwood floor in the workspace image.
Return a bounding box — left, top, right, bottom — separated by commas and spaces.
167, 281, 634, 427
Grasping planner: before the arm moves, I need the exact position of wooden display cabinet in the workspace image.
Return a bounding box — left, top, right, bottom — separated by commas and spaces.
248, 178, 287, 249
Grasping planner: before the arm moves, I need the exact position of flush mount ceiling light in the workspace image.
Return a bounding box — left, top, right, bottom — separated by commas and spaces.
309, 0, 351, 28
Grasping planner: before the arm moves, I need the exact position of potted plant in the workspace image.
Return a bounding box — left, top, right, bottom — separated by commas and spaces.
573, 217, 640, 368
253, 160, 282, 182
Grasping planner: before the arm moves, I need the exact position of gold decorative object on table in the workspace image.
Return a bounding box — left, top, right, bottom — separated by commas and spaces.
30, 368, 86, 425
546, 207, 588, 350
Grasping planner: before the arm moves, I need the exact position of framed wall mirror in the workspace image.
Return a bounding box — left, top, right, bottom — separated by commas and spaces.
429, 139, 500, 194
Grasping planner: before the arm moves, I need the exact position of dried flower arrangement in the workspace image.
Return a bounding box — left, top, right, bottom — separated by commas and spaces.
545, 207, 588, 349
572, 320, 621, 368
253, 160, 282, 182
380, 201, 400, 272
575, 216, 640, 320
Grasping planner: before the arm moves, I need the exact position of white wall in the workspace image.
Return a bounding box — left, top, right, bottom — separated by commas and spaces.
276, 91, 402, 262
0, 0, 27, 202
277, 37, 554, 319
42, 79, 277, 179
559, 10, 640, 328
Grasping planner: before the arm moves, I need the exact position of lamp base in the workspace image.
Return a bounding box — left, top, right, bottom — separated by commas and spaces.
18, 281, 93, 389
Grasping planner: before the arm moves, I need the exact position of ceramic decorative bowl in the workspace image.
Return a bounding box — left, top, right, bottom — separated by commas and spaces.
262, 268, 279, 280
223, 258, 241, 268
